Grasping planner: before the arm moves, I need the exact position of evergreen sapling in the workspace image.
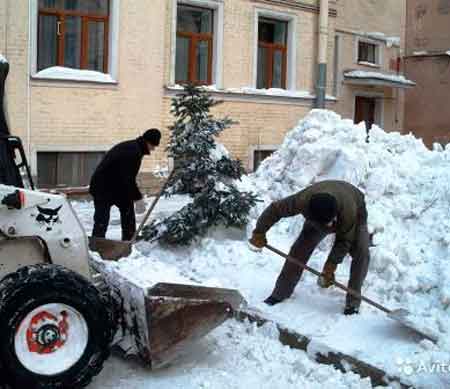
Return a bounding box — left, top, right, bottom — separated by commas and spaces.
142, 85, 258, 245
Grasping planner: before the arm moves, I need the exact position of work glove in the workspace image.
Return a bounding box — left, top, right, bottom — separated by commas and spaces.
248, 231, 267, 252
135, 199, 146, 215
317, 261, 337, 288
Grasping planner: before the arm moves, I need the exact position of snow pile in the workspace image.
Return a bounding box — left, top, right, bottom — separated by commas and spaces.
343, 70, 416, 86
245, 109, 450, 338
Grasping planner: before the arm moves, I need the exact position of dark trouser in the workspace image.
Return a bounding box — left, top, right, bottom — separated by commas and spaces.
92, 198, 136, 241
269, 220, 370, 309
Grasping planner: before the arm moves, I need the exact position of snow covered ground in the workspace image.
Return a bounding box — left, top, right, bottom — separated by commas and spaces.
74, 110, 450, 388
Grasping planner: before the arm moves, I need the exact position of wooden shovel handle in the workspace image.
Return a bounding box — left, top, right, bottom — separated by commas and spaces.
131, 170, 174, 243
265, 244, 391, 314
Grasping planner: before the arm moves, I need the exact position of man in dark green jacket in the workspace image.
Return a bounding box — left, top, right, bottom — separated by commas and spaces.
249, 180, 370, 315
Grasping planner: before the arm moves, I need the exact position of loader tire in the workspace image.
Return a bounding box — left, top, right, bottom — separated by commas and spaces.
0, 264, 116, 389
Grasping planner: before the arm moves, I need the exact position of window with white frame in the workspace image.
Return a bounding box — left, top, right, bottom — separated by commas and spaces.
172, 1, 223, 87
37, 0, 110, 72
257, 17, 288, 89
254, 10, 296, 91
357, 40, 380, 65
176, 4, 214, 85
31, 0, 119, 81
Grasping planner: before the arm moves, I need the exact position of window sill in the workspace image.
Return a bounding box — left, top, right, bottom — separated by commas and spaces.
357, 61, 380, 68
165, 84, 337, 103
31, 67, 118, 85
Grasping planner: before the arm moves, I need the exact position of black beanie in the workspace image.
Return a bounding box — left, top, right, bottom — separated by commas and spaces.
309, 193, 338, 224
143, 128, 161, 146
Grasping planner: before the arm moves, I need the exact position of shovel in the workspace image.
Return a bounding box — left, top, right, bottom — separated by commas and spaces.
265, 244, 438, 343
89, 171, 174, 261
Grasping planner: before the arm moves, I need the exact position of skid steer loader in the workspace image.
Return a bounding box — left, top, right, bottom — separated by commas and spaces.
0, 134, 244, 388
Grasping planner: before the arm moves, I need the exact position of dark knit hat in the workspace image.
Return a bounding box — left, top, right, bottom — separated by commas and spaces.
309, 193, 338, 224
143, 128, 161, 146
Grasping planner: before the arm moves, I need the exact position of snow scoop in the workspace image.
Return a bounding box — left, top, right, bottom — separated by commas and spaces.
265, 244, 438, 343
89, 171, 174, 261
92, 257, 247, 368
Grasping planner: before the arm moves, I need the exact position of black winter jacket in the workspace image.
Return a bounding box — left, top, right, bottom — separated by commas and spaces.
89, 137, 149, 203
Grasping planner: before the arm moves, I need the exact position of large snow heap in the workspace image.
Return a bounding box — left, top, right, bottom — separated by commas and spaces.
240, 109, 450, 342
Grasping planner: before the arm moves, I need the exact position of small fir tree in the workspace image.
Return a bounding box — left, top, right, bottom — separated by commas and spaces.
142, 84, 258, 245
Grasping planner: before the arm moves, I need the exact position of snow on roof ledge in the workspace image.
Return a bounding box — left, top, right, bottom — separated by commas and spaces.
33, 66, 116, 83
365, 32, 401, 47
166, 84, 337, 101
343, 70, 416, 88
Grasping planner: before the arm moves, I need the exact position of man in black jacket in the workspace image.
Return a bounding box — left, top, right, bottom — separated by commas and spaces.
90, 129, 161, 240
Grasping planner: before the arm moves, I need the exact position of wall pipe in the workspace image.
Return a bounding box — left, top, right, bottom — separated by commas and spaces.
315, 0, 329, 108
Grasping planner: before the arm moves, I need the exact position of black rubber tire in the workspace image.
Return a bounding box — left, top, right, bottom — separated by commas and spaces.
0, 264, 115, 389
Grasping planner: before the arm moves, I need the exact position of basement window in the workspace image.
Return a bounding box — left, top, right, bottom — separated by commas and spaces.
37, 151, 105, 188
253, 149, 275, 171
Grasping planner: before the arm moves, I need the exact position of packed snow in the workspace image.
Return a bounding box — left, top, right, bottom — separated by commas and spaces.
343, 70, 416, 86
94, 321, 375, 389
33, 66, 116, 83
73, 110, 450, 388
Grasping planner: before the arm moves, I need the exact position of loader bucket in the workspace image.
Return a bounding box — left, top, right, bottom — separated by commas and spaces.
91, 258, 246, 368
145, 283, 245, 367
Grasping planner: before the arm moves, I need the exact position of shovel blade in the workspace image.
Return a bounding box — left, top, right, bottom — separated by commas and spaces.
88, 236, 132, 261
388, 308, 438, 343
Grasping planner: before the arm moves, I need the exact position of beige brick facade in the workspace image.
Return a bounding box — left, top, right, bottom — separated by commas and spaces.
0, 0, 406, 191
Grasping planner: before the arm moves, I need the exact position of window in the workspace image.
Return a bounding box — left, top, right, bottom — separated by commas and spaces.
358, 41, 378, 65
37, 0, 109, 73
254, 149, 275, 170
37, 151, 105, 188
175, 5, 213, 85
257, 18, 287, 89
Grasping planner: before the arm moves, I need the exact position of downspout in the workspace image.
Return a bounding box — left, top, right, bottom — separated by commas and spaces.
27, 0, 32, 161
4, 0, 8, 56
315, 0, 329, 108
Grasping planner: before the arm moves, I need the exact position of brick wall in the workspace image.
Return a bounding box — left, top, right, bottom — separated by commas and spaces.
1, 0, 407, 193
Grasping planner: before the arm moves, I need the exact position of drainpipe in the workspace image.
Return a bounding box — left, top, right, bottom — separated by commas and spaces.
27, 0, 32, 162
315, 0, 329, 108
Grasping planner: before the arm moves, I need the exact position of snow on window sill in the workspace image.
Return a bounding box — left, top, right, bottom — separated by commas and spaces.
165, 84, 337, 102
357, 61, 380, 68
32, 66, 117, 84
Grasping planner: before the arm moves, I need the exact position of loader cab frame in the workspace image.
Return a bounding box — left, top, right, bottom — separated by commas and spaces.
0, 135, 35, 189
